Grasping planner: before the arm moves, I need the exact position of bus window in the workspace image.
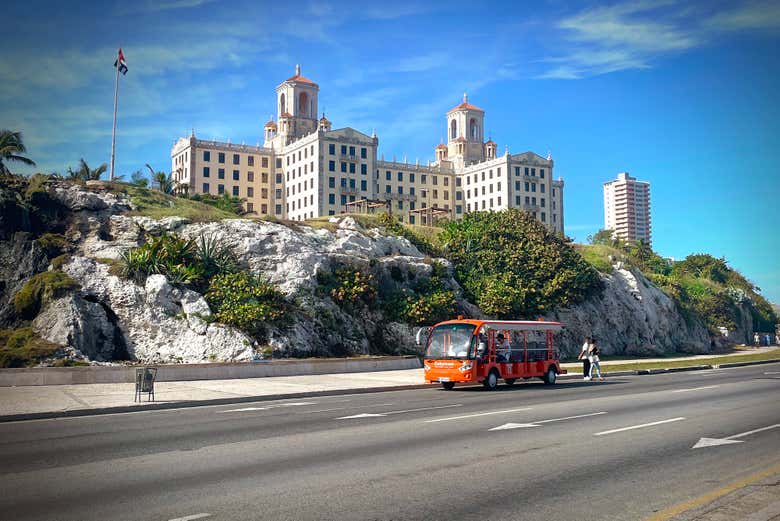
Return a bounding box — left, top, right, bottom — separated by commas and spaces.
427, 323, 476, 359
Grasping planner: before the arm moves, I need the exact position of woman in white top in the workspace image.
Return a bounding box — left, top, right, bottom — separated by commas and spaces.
589, 341, 604, 381
579, 336, 592, 380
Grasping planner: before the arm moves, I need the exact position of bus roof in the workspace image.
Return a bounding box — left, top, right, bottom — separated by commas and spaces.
433, 319, 564, 331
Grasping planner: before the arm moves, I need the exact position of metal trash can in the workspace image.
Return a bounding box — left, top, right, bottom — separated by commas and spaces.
134, 367, 158, 402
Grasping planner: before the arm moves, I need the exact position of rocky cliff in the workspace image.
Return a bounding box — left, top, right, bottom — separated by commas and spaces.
0, 180, 719, 364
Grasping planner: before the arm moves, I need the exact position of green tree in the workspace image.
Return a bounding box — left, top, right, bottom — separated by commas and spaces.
130, 170, 149, 187
146, 163, 172, 194
0, 130, 36, 174
66, 158, 107, 181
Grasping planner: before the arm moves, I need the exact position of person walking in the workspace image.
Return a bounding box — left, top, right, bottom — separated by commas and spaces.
589, 341, 604, 381
579, 336, 593, 381
754, 332, 760, 347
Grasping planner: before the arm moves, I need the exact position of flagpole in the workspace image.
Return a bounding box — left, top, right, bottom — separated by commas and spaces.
109, 51, 120, 182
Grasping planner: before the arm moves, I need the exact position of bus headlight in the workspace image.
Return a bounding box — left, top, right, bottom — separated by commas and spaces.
424, 364, 430, 372
458, 362, 473, 372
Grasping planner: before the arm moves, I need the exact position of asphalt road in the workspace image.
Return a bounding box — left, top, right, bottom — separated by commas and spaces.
0, 363, 778, 521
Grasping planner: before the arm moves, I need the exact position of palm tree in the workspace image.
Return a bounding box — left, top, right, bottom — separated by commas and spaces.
146, 163, 173, 194
66, 158, 107, 181
0, 130, 36, 174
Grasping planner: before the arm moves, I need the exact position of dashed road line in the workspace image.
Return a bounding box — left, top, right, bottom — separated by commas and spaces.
337, 404, 463, 419
218, 402, 317, 413
671, 385, 719, 393
425, 407, 533, 423
593, 417, 685, 436
168, 513, 211, 521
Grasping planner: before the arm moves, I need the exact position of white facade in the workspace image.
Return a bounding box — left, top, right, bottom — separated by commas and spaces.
172, 66, 565, 233
603, 172, 651, 245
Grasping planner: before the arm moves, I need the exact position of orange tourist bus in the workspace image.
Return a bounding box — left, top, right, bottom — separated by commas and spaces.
418, 318, 566, 390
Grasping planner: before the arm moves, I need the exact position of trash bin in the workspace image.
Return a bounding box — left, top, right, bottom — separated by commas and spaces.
134, 367, 158, 402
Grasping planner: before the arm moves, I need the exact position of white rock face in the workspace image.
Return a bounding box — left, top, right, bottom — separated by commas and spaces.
51, 185, 132, 212
61, 257, 255, 363
551, 268, 710, 356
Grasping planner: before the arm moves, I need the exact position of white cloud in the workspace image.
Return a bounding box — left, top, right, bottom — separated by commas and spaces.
704, 0, 780, 31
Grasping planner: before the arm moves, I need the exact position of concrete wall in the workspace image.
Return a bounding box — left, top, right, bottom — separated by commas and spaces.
0, 356, 422, 387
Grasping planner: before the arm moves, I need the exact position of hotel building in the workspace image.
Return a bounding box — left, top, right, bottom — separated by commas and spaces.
603, 172, 652, 245
172, 66, 564, 233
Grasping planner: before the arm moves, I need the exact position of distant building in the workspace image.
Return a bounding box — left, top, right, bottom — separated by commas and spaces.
172, 65, 564, 232
603, 172, 651, 245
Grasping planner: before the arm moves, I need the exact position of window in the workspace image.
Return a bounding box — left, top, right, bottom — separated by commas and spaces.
329, 193, 335, 204
203, 151, 211, 161
247, 202, 253, 212
340, 162, 347, 173
410, 202, 415, 210
481, 186, 486, 195
263, 157, 271, 169
386, 171, 391, 181
409, 215, 415, 224
456, 191, 462, 200
218, 184, 225, 195
202, 183, 210, 193
340, 195, 347, 205
248, 156, 255, 167
421, 174, 427, 184
481, 172, 485, 181
361, 164, 367, 175
524, 181, 529, 191
398, 201, 403, 209
541, 212, 546, 222
433, 176, 438, 186
275, 189, 282, 199
410, 173, 415, 183
275, 204, 282, 215
531, 183, 536, 193
524, 167, 529, 175
261, 204, 268, 214
247, 187, 254, 197
340, 178, 347, 188
466, 189, 471, 197
410, 187, 415, 196
341, 145, 347, 155
276, 158, 282, 168
497, 196, 502, 206
456, 205, 462, 214
497, 182, 501, 191
532, 197, 537, 205
450, 119, 457, 139
385, 185, 391, 193
218, 168, 225, 179
397, 172, 403, 182
540, 168, 545, 178
349, 179, 355, 189
361, 147, 367, 159
489, 184, 493, 193
276, 173, 282, 183
489, 170, 493, 179
347, 146, 354, 156
218, 152, 225, 164
248, 172, 254, 182
444, 190, 449, 200
490, 198, 493, 207
233, 170, 239, 181
525, 196, 530, 205
203, 167, 210, 177
541, 183, 546, 193
515, 181, 520, 190
261, 188, 268, 198
361, 180, 366, 191
329, 160, 335, 172
553, 188, 556, 197
398, 186, 403, 195
456, 177, 461, 187
515, 196, 521, 205
233, 154, 240, 165
349, 163, 355, 174
515, 167, 520, 176
329, 144, 335, 155
329, 177, 335, 188
541, 198, 546, 207
444, 177, 449, 186
531, 168, 536, 176
433, 189, 438, 198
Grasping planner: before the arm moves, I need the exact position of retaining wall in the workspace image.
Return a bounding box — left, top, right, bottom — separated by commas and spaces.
0, 356, 422, 386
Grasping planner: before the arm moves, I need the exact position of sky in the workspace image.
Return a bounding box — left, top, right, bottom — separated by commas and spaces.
1, 0, 779, 302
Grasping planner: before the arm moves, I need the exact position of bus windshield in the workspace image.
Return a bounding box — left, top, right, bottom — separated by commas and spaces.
426, 324, 476, 359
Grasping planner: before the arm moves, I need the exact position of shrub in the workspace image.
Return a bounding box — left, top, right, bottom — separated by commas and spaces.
377, 212, 441, 256
13, 271, 79, 319
318, 264, 377, 309
35, 232, 70, 258
205, 272, 291, 336
399, 289, 456, 326
440, 209, 602, 318
0, 327, 61, 367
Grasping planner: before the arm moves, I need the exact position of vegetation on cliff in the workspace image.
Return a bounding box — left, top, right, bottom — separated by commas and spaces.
439, 209, 602, 318
12, 271, 79, 319
0, 327, 61, 368
583, 231, 777, 333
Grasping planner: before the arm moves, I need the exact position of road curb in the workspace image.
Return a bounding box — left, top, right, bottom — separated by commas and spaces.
2, 358, 777, 423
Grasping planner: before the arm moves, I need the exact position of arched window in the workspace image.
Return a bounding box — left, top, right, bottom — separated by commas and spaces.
450, 119, 457, 139
280, 94, 286, 114
470, 118, 478, 141
299, 92, 309, 117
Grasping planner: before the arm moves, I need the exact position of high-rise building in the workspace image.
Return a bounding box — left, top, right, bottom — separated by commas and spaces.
603, 172, 651, 245
172, 66, 565, 233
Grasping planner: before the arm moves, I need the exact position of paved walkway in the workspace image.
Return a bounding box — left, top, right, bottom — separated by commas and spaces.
0, 346, 776, 421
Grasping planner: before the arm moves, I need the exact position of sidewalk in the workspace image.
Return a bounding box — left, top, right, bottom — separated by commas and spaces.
0, 347, 777, 422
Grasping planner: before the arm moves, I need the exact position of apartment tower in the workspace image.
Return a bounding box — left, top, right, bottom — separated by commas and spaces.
603, 172, 651, 245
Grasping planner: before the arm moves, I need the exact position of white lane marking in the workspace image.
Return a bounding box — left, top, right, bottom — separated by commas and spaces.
425, 407, 533, 423
218, 402, 317, 413
168, 514, 211, 521
692, 424, 780, 449
671, 385, 719, 393
728, 423, 780, 440
593, 417, 686, 436
490, 412, 607, 431
337, 404, 462, 419
765, 371, 780, 375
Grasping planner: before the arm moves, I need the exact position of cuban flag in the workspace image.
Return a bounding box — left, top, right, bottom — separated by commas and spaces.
114, 48, 128, 75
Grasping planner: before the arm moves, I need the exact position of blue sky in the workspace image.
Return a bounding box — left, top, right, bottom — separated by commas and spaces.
2, 0, 779, 303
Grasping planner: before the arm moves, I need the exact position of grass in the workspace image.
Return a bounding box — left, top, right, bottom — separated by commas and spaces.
574, 244, 624, 273
562, 348, 780, 373
12, 271, 79, 319
108, 183, 236, 221
0, 327, 61, 367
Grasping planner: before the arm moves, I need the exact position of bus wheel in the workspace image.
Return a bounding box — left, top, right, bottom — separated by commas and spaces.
441, 382, 456, 390
504, 378, 516, 386
483, 370, 499, 390
543, 367, 557, 385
